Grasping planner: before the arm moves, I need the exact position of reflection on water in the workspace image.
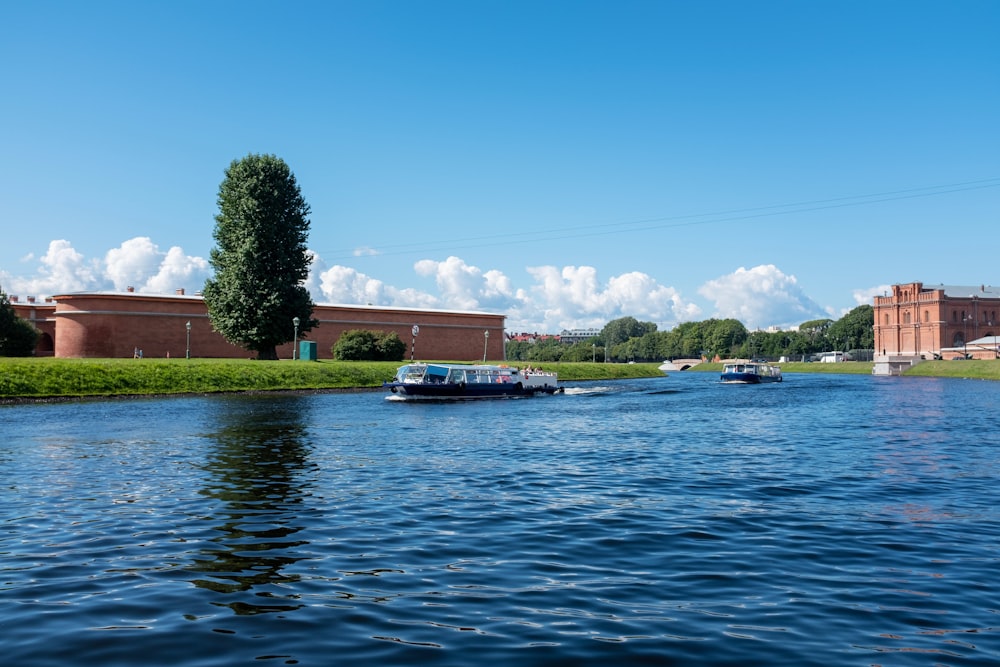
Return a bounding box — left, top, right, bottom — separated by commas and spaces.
1, 376, 999, 666
192, 397, 315, 615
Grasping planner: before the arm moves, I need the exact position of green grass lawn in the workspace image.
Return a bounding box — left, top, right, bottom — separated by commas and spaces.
0, 358, 665, 399
691, 359, 1000, 380
4, 357, 998, 400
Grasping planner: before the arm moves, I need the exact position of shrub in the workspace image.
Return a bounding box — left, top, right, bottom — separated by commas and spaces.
333, 329, 406, 361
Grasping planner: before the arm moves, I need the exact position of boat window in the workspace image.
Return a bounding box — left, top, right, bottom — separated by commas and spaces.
398, 365, 425, 382
425, 366, 449, 383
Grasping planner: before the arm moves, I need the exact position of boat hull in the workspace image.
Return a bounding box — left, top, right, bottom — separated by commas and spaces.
720, 372, 782, 384
384, 362, 561, 401
720, 361, 783, 384
383, 381, 561, 400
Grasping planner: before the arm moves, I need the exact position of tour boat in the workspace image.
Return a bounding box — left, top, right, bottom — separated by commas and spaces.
720, 361, 783, 384
384, 363, 561, 400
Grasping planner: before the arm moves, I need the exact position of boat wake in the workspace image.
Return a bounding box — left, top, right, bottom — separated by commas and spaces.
560, 386, 613, 396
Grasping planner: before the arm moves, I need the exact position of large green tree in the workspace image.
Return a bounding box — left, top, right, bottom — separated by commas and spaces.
601, 316, 656, 348
203, 154, 317, 360
826, 305, 875, 351
0, 286, 39, 356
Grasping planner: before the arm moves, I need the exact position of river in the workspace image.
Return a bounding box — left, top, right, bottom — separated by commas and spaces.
1, 372, 998, 666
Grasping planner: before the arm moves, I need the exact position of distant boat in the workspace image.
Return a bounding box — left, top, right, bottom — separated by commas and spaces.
384, 363, 561, 400
720, 361, 783, 384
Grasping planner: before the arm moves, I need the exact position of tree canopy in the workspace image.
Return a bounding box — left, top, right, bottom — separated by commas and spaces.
0, 286, 39, 357
506, 310, 876, 363
601, 316, 656, 347
202, 154, 317, 360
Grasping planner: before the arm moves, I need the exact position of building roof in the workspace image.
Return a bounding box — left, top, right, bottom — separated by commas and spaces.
968, 335, 1000, 346
936, 284, 1000, 299
49, 290, 504, 317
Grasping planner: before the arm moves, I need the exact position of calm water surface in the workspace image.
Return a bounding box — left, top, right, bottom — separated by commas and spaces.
2, 373, 998, 666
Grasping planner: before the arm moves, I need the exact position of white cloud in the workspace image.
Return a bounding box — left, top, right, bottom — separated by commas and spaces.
4, 240, 847, 335
352, 246, 380, 257
314, 262, 441, 309
698, 264, 826, 329
1, 237, 209, 299
414, 256, 519, 311
104, 237, 162, 290
318, 264, 390, 305
2, 240, 101, 296
104, 237, 209, 294
519, 265, 701, 332
853, 284, 889, 306
144, 246, 211, 294
314, 256, 700, 333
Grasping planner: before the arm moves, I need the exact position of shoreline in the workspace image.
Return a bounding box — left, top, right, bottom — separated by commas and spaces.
0, 386, 386, 406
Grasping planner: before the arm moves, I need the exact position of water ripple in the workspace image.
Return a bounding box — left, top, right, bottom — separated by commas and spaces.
2, 378, 1000, 665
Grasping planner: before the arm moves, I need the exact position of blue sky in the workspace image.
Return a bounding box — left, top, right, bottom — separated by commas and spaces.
2, 1, 998, 333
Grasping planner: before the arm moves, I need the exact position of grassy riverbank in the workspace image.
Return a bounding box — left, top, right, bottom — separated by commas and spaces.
900, 359, 1000, 380
691, 359, 1000, 380
6, 357, 998, 401
0, 358, 665, 400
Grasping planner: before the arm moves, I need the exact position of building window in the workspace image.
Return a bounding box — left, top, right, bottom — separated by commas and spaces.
903, 312, 911, 324
884, 314, 889, 326
923, 310, 929, 323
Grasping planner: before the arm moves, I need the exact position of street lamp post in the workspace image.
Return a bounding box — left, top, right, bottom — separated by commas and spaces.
185, 321, 191, 359
411, 325, 419, 361
292, 317, 300, 361
483, 330, 489, 363
963, 314, 971, 359
592, 343, 596, 362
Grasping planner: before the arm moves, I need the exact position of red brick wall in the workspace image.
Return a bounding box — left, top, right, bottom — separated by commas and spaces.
10, 300, 57, 356
48, 292, 506, 360
873, 282, 1000, 358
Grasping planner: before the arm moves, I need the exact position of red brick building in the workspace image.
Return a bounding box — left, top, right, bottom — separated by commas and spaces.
11, 290, 506, 361
873, 282, 1000, 359
8, 295, 56, 355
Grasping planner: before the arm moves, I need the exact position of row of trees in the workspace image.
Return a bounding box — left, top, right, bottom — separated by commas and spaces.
506, 307, 876, 363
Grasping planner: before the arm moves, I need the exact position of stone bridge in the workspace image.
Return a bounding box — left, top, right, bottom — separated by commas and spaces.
657, 358, 704, 371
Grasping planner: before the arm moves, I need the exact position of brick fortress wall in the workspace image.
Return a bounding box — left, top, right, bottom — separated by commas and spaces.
29, 291, 505, 360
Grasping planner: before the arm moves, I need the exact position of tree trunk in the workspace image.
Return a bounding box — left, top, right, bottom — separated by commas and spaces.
257, 346, 279, 361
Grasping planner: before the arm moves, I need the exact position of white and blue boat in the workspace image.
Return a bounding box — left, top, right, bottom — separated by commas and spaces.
720, 361, 783, 384
384, 363, 561, 400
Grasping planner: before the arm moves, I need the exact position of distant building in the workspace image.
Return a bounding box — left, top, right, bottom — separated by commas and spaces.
10, 290, 507, 360
506, 332, 560, 344
558, 328, 601, 345
873, 282, 1000, 360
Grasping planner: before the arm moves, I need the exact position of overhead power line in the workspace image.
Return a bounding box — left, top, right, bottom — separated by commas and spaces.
313, 177, 1000, 261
